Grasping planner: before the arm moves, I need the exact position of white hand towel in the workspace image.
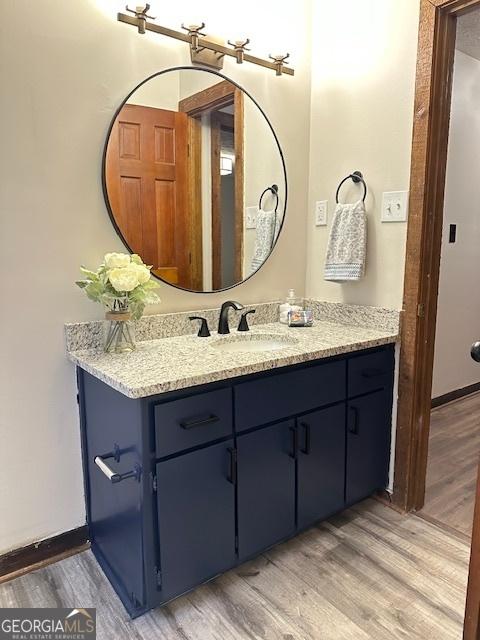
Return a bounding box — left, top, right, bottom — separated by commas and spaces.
324, 200, 367, 282
250, 209, 281, 274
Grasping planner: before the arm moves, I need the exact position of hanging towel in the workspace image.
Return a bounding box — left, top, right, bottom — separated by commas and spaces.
250, 209, 281, 274
324, 200, 367, 282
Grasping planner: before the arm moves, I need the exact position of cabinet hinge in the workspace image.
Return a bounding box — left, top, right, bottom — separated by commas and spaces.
417, 303, 425, 318
155, 567, 162, 588
151, 473, 157, 493
130, 592, 142, 609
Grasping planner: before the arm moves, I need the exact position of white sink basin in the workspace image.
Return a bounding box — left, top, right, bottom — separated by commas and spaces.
211, 333, 298, 353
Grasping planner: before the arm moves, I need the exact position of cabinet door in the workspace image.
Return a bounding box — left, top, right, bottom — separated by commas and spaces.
237, 420, 296, 560
156, 440, 236, 603
297, 404, 346, 530
346, 390, 392, 504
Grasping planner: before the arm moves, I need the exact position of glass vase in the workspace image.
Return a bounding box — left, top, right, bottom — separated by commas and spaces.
104, 310, 135, 354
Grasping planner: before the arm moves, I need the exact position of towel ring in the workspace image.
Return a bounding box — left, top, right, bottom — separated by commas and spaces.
259, 184, 279, 213
336, 171, 367, 204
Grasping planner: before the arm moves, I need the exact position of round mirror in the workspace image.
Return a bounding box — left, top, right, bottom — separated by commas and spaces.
103, 67, 287, 293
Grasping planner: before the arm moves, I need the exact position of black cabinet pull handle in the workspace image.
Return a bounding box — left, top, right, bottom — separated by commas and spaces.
179, 414, 219, 430
289, 426, 298, 459
348, 406, 359, 435
299, 422, 311, 455
227, 447, 237, 485
361, 367, 384, 379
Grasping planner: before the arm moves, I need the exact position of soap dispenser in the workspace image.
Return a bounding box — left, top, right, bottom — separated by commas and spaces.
279, 289, 302, 324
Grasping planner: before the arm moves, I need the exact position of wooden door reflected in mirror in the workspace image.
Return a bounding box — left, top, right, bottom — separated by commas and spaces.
103, 67, 286, 293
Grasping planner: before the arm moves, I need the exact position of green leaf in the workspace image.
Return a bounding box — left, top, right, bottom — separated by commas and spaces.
84, 281, 104, 303
130, 302, 145, 320
143, 279, 160, 290
144, 292, 160, 305
79, 266, 99, 280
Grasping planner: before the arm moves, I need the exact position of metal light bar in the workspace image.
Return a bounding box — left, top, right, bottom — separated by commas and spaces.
117, 12, 295, 76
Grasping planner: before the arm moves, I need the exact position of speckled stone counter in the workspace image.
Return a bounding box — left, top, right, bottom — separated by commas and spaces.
66, 318, 399, 399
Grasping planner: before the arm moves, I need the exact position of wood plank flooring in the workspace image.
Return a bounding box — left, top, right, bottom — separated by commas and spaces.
0, 500, 470, 640
423, 392, 480, 536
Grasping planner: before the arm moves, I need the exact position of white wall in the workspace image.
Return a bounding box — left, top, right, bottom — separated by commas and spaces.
0, 0, 312, 554
305, 0, 420, 310
432, 50, 480, 398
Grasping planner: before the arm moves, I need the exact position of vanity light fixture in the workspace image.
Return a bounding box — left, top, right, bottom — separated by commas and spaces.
119, 5, 294, 76
227, 38, 250, 64
269, 53, 291, 77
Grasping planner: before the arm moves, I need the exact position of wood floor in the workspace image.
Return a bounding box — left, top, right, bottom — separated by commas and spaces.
423, 392, 480, 537
0, 500, 470, 640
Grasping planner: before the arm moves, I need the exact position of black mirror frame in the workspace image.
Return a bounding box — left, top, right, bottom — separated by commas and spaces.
102, 65, 288, 294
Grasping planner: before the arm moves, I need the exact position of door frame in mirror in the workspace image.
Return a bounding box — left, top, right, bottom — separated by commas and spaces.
102, 65, 288, 294
179, 80, 245, 290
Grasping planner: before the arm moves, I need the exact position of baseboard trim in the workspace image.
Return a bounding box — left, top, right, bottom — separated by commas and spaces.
431, 382, 480, 409
0, 526, 89, 582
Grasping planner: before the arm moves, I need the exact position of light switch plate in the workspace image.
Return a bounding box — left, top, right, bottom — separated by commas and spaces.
381, 191, 409, 222
315, 200, 328, 226
246, 206, 257, 229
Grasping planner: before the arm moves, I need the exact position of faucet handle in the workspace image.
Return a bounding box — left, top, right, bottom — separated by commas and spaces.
238, 309, 256, 332
189, 316, 211, 338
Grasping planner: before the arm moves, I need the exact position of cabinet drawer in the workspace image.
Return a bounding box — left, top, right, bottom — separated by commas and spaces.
235, 360, 345, 432
348, 347, 394, 397
154, 388, 233, 458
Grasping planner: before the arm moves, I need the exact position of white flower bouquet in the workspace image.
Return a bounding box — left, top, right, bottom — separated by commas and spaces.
76, 252, 160, 320
76, 253, 161, 353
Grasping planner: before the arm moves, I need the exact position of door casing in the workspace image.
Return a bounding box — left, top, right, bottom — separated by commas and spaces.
394, 1, 480, 637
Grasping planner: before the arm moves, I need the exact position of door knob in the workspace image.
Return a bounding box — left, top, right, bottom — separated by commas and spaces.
471, 342, 480, 362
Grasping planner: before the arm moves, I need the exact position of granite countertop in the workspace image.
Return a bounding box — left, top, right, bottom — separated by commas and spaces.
67, 320, 399, 399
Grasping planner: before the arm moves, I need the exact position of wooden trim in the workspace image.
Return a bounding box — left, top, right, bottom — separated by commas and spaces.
234, 88, 244, 283
414, 510, 471, 545
179, 80, 235, 117
465, 460, 480, 640
429, 0, 480, 12
394, 0, 458, 513
0, 526, 89, 583
211, 113, 222, 290
432, 382, 480, 408
186, 116, 203, 290
394, 1, 480, 637
185, 81, 245, 290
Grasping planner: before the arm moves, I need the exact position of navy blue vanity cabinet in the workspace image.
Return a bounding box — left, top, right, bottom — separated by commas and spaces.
346, 390, 393, 504
77, 371, 149, 616
155, 439, 236, 602
297, 404, 346, 530
77, 343, 395, 619
237, 420, 296, 560
235, 360, 345, 433
345, 348, 394, 504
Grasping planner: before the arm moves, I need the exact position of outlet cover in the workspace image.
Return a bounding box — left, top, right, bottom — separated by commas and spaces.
246, 206, 257, 229
381, 191, 409, 222
315, 200, 328, 226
